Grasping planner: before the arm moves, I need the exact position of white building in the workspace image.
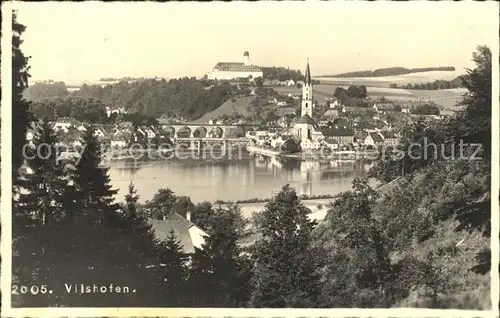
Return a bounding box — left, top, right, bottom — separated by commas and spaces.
207, 51, 263, 80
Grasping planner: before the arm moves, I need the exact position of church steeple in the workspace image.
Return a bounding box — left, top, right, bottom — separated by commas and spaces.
304, 58, 312, 85
301, 58, 313, 118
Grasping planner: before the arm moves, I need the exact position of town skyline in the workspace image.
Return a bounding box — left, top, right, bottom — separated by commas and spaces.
14, 1, 497, 85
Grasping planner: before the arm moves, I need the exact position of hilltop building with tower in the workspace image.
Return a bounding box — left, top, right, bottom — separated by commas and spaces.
207, 51, 263, 80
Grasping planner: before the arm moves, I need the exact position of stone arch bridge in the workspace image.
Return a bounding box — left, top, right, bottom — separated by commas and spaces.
159, 123, 258, 139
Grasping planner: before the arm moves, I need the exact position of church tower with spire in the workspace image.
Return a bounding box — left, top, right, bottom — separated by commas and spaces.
293, 59, 318, 145
301, 59, 313, 117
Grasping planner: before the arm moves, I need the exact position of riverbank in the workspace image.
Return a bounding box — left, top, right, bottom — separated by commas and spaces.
246, 145, 379, 161
234, 198, 335, 220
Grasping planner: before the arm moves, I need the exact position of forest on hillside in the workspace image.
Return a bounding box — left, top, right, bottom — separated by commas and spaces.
261, 66, 305, 81
24, 78, 237, 120
323, 66, 456, 78
390, 77, 464, 90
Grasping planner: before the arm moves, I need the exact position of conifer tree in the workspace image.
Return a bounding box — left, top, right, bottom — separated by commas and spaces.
251, 185, 320, 307
12, 12, 33, 186
188, 246, 215, 306
17, 120, 68, 226
14, 120, 70, 305
317, 178, 392, 307
158, 230, 189, 306
70, 128, 120, 225
199, 204, 252, 306
124, 182, 139, 218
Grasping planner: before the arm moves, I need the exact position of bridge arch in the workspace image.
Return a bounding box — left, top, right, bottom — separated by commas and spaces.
163, 126, 176, 138
193, 126, 208, 138
208, 126, 224, 138
177, 126, 192, 138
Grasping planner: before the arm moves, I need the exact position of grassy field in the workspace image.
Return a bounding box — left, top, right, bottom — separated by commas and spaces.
272, 84, 464, 109
314, 69, 464, 87
197, 78, 465, 122
193, 96, 256, 123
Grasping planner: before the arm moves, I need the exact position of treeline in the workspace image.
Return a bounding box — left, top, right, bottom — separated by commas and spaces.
328, 66, 456, 78
390, 77, 464, 90
29, 96, 160, 126
23, 81, 69, 101
261, 66, 305, 82
333, 85, 370, 107
24, 78, 237, 120
410, 103, 441, 115
30, 96, 108, 124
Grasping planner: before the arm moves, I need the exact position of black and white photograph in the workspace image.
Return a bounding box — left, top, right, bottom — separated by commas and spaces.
2, 1, 499, 316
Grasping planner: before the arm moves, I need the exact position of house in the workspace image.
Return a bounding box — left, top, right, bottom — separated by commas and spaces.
329, 99, 342, 109
270, 135, 292, 149
287, 79, 295, 87
117, 121, 133, 129
246, 130, 272, 143
323, 138, 340, 150
52, 117, 77, 133
277, 101, 288, 107
354, 131, 369, 144
131, 128, 148, 143
91, 124, 106, 138
320, 109, 339, 125
341, 107, 376, 116
140, 126, 157, 139
364, 132, 385, 147
300, 138, 314, 150
277, 115, 295, 129
380, 130, 399, 146
75, 123, 87, 132
148, 212, 208, 254
111, 130, 130, 148
320, 125, 355, 145
105, 106, 121, 118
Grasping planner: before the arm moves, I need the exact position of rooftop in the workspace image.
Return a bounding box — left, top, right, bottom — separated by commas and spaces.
320, 125, 355, 137
323, 109, 339, 118
214, 62, 262, 72
369, 132, 384, 143
296, 114, 317, 125
380, 130, 397, 139
148, 213, 208, 254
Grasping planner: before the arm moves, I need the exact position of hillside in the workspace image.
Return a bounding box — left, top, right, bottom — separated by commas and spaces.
272, 84, 464, 109
25, 78, 237, 121
315, 70, 464, 87
322, 66, 456, 78
193, 96, 257, 123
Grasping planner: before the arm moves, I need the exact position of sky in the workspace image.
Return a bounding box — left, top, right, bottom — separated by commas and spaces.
13, 1, 499, 85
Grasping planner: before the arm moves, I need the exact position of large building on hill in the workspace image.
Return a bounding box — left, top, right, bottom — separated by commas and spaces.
207, 51, 263, 80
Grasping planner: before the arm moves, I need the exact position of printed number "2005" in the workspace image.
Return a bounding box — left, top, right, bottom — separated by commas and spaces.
12, 285, 48, 295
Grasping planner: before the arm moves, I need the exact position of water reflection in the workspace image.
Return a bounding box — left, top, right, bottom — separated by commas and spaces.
107, 156, 376, 203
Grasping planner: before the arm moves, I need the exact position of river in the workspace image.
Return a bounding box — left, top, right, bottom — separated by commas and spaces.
107, 154, 377, 204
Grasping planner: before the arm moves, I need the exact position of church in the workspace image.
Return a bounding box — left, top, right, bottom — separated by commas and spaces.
293, 60, 323, 150
207, 51, 263, 80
